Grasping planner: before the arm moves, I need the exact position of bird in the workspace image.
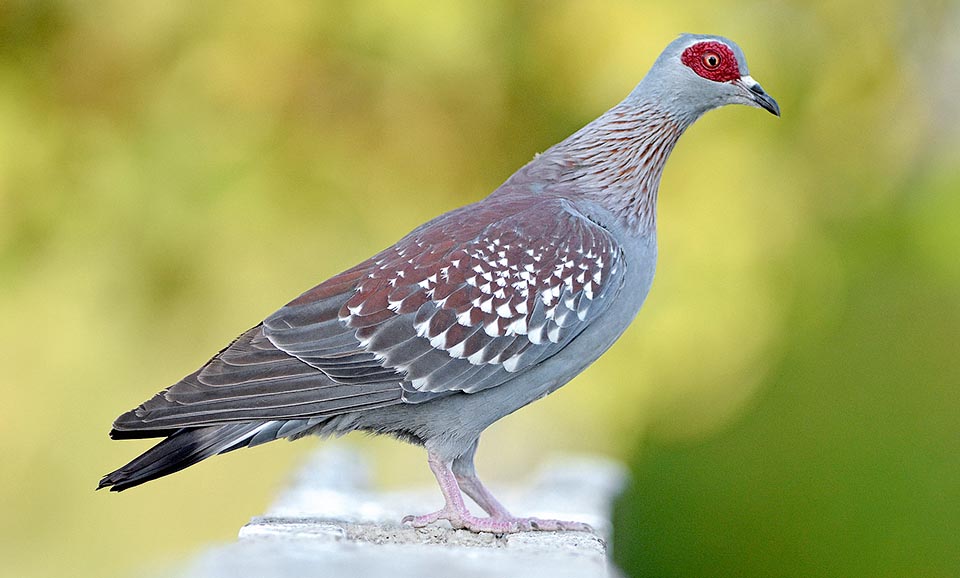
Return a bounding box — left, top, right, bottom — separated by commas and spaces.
100, 33, 779, 533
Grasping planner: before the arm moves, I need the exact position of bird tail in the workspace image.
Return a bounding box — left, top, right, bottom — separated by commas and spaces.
98, 422, 273, 492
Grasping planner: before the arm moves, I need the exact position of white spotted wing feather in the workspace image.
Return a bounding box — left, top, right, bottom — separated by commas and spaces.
264, 198, 626, 402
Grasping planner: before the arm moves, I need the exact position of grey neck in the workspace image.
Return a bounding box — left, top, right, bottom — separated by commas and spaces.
530, 96, 692, 236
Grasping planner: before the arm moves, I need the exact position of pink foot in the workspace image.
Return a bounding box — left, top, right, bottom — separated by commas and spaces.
403, 509, 591, 534
503, 516, 593, 532
410, 449, 592, 534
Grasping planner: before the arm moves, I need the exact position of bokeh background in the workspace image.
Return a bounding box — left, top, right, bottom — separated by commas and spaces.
2, 1, 958, 577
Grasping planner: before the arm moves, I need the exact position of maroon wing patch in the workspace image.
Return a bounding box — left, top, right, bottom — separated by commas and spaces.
264, 198, 625, 402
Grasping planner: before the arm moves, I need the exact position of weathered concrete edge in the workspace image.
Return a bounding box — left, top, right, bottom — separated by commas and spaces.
175, 446, 627, 578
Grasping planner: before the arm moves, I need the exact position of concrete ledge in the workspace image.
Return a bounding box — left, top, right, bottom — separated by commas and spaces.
178, 446, 626, 578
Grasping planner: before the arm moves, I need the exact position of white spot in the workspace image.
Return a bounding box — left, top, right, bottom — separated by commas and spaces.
577, 304, 589, 321
547, 323, 561, 342
467, 348, 486, 365
457, 309, 475, 326
507, 316, 527, 335
409, 376, 429, 390
429, 330, 450, 350
479, 296, 494, 314
528, 325, 546, 345
544, 304, 556, 320
414, 319, 430, 338
447, 339, 467, 358
540, 288, 554, 306
502, 354, 522, 372
417, 273, 437, 289
483, 319, 500, 337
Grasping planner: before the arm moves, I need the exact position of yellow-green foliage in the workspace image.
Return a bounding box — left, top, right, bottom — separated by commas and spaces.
1, 1, 956, 577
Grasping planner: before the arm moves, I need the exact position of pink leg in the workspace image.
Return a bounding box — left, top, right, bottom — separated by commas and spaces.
455, 470, 514, 519
451, 442, 513, 518
402, 449, 591, 534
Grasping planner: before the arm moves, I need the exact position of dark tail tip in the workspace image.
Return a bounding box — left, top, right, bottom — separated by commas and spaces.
98, 423, 265, 492
97, 470, 132, 492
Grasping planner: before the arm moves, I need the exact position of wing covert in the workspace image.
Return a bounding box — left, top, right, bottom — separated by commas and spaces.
264, 198, 627, 402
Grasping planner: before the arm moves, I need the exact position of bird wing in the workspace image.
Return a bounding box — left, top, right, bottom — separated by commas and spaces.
113, 196, 626, 433
264, 196, 627, 402
111, 324, 404, 433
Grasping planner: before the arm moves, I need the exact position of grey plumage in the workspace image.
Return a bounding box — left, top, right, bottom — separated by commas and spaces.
100, 34, 777, 533
101, 423, 265, 491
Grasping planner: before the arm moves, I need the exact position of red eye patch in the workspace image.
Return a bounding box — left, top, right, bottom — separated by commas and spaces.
681, 41, 740, 83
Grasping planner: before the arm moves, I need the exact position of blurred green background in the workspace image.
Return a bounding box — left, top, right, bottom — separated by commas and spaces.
1, 1, 957, 577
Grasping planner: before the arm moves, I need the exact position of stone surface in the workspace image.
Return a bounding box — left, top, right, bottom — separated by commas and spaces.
177, 446, 626, 578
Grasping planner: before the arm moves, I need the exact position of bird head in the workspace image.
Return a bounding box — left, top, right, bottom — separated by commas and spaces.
632, 34, 780, 122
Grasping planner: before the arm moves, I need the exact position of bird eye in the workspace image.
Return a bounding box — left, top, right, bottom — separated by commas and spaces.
702, 52, 721, 69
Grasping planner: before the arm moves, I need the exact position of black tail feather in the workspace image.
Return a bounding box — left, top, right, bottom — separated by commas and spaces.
98, 422, 267, 492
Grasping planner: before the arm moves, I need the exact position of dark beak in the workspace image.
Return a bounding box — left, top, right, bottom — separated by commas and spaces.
749, 82, 780, 116
738, 76, 780, 117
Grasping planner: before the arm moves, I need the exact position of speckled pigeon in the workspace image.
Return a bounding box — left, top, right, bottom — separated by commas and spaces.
100, 34, 779, 533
